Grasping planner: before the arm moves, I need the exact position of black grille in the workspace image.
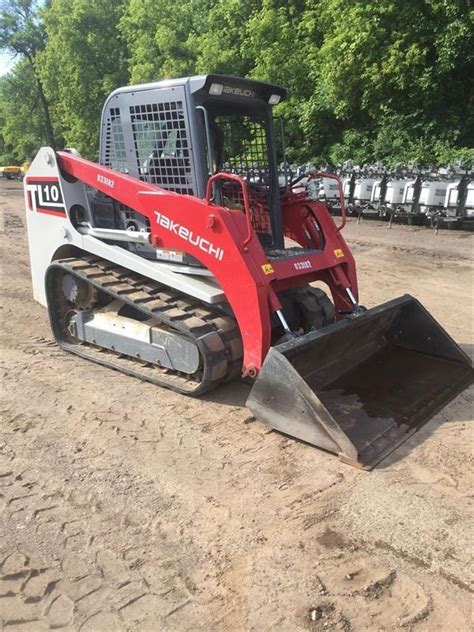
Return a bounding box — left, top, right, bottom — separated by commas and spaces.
216, 113, 270, 185
117, 203, 150, 232
214, 113, 273, 239
103, 107, 128, 172
130, 101, 193, 195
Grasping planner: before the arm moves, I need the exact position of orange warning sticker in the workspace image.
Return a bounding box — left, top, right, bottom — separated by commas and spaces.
333, 248, 344, 258
261, 263, 275, 275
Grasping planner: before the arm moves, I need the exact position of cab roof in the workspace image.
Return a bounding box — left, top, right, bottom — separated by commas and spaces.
107, 74, 287, 103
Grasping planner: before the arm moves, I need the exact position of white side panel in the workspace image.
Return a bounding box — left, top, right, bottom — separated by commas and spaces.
25, 148, 72, 306
319, 179, 339, 200
371, 181, 382, 203
402, 181, 416, 204
25, 148, 225, 307
385, 180, 405, 204
466, 183, 474, 212
79, 236, 224, 303
444, 182, 459, 208
353, 179, 376, 203
419, 181, 448, 208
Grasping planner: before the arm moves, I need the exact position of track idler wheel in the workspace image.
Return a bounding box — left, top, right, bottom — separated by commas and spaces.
61, 273, 99, 310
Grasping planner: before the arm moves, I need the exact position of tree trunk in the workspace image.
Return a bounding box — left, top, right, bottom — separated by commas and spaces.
24, 52, 55, 148
35, 74, 55, 147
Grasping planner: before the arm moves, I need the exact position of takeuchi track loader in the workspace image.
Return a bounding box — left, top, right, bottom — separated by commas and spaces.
25, 75, 472, 468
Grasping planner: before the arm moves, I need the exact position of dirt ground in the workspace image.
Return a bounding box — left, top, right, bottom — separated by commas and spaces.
1, 179, 472, 631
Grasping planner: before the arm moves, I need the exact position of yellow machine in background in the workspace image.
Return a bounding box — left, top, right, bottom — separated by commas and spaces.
0, 163, 29, 179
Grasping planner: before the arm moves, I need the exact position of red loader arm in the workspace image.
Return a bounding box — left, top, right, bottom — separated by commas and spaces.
57, 152, 358, 375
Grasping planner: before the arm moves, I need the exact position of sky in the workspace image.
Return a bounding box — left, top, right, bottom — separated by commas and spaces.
0, 0, 45, 76
0, 51, 15, 76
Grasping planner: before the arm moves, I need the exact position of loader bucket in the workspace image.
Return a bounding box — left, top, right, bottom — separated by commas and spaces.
247, 295, 472, 469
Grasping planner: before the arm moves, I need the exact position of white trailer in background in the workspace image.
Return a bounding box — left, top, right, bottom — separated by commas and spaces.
443, 178, 474, 225
371, 179, 406, 208
418, 181, 449, 214
277, 164, 473, 229
464, 182, 474, 218
352, 178, 377, 208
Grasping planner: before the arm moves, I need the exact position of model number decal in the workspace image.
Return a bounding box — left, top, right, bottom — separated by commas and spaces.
294, 260, 312, 270
97, 173, 115, 188
40, 183, 60, 202
154, 211, 224, 261
25, 179, 66, 216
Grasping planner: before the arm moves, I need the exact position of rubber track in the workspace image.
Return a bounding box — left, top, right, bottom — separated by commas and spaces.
45, 256, 243, 395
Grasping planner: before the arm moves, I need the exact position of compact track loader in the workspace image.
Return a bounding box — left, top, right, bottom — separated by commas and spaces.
25, 75, 472, 468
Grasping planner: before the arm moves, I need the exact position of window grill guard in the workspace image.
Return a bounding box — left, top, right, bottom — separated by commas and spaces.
117, 202, 150, 232
220, 181, 272, 236
214, 113, 273, 242
103, 107, 128, 173
129, 101, 193, 195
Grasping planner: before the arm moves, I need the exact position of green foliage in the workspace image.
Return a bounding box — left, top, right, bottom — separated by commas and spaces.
0, 0, 472, 165
120, 0, 255, 83
305, 0, 474, 165
0, 59, 52, 162
40, 0, 129, 157
195, 0, 257, 76
0, 0, 46, 59
119, 0, 207, 83
0, 0, 56, 148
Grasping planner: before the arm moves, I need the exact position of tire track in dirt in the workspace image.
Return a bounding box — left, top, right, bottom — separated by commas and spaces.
0, 444, 226, 630
1, 181, 472, 630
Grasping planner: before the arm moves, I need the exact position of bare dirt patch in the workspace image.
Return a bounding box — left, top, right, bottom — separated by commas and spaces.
1, 180, 472, 630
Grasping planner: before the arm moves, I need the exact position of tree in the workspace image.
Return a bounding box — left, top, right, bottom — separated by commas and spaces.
0, 0, 55, 146
120, 0, 213, 84
40, 0, 129, 157
1, 0, 472, 166
0, 59, 54, 161
196, 0, 258, 76
244, 1, 320, 161
305, 0, 474, 165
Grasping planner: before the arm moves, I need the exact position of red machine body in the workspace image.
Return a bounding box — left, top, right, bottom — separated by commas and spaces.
58, 151, 357, 376
24, 75, 471, 469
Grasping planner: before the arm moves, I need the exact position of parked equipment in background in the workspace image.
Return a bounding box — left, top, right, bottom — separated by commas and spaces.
370, 174, 388, 216
316, 176, 341, 211
25, 75, 472, 469
438, 174, 474, 229
1, 165, 23, 180
419, 179, 449, 226
351, 176, 377, 220
343, 172, 356, 209
298, 163, 473, 230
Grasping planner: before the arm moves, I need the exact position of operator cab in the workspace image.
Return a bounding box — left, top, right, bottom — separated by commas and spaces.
99, 75, 287, 251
